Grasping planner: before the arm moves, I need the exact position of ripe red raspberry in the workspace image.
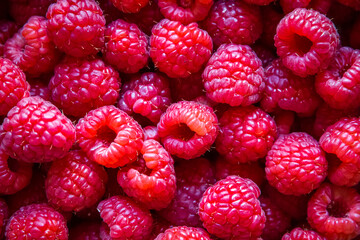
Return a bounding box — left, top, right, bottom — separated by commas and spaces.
0, 198, 8, 238
202, 44, 264, 106
110, 0, 149, 13
315, 47, 360, 110
49, 57, 120, 117
216, 106, 277, 164
158, 157, 215, 227
28, 79, 51, 101
336, 0, 360, 10
199, 176, 265, 239
203, 0, 262, 48
157, 101, 218, 159
326, 153, 360, 187
271, 110, 295, 135
46, 0, 106, 57
243, 0, 274, 5
69, 221, 101, 240
158, 0, 213, 25
275, 8, 340, 77
150, 19, 212, 78
5, 204, 68, 240
0, 58, 30, 116
308, 183, 360, 240
170, 70, 204, 102
155, 226, 211, 240
259, 6, 284, 49
252, 44, 277, 68
0, 96, 75, 163
260, 59, 321, 117
76, 105, 143, 168
282, 228, 325, 240
280, 0, 311, 13
117, 139, 176, 210
143, 126, 160, 141
9, 0, 55, 25
0, 21, 18, 57
97, 195, 153, 240
103, 19, 149, 74
266, 132, 327, 196
118, 72, 171, 124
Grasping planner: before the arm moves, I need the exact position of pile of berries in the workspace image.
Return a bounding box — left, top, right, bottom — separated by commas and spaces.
1, 0, 360, 239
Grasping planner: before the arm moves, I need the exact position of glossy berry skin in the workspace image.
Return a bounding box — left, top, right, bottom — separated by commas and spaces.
46, 0, 106, 57
5, 204, 68, 240
150, 19, 213, 78
0, 96, 75, 163
202, 44, 264, 107
199, 176, 266, 240
266, 132, 327, 196
0, 198, 8, 238
281, 228, 325, 240
157, 101, 218, 159
216, 106, 277, 164
110, 0, 149, 13
97, 195, 153, 240
76, 105, 143, 168
275, 8, 340, 77
143, 125, 160, 141
49, 57, 120, 117
155, 226, 211, 240
326, 153, 360, 187
0, 21, 18, 56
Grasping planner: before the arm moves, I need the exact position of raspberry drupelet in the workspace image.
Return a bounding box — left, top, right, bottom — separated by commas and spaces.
271, 110, 295, 135
143, 126, 160, 141
170, 70, 204, 102
274, 8, 340, 77
157, 101, 218, 159
46, 0, 106, 57
0, 198, 8, 238
0, 21, 18, 57
154, 226, 211, 240
97, 195, 153, 240
117, 139, 176, 210
216, 106, 277, 164
9, 0, 55, 25
75, 105, 143, 168
308, 183, 360, 240
0, 96, 75, 163
202, 44, 265, 107
150, 19, 213, 78
281, 228, 325, 240
326, 153, 360, 187
28, 79, 51, 101
110, 0, 149, 13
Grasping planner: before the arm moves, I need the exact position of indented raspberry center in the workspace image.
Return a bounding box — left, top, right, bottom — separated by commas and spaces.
291, 34, 313, 56
171, 123, 195, 141
97, 126, 117, 147
327, 200, 349, 218
7, 157, 19, 172
178, 0, 193, 8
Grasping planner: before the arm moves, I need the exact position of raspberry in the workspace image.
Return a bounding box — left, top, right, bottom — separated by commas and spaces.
158, 157, 215, 227
118, 72, 171, 124
117, 139, 176, 210
157, 101, 218, 159
4, 16, 61, 77
28, 79, 51, 101
260, 59, 321, 116
266, 132, 327, 196
252, 44, 277, 68
69, 221, 101, 240
46, 0, 106, 57
202, 44, 264, 106
308, 183, 360, 240
150, 215, 173, 240
158, 0, 213, 25
143, 126, 160, 141
199, 176, 265, 239
0, 21, 18, 57
308, 0, 333, 14
336, 0, 360, 10
272, 110, 295, 135
97, 195, 153, 240
110, 0, 149, 13
150, 19, 213, 78
75, 105, 143, 168
9, 0, 55, 25
103, 19, 149, 74
315, 47, 360, 110
0, 96, 75, 163
280, 0, 311, 13
0, 198, 8, 238
154, 226, 211, 240
259, 6, 284, 49
274, 8, 340, 77
243, 0, 274, 5
49, 57, 120, 117
216, 106, 277, 164
0, 58, 30, 116
5, 203, 68, 240
170, 70, 204, 102
326, 153, 360, 187
281, 228, 325, 240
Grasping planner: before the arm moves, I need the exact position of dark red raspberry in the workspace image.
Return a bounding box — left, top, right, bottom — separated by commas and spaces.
308, 0, 333, 14
155, 226, 211, 240
46, 0, 106, 57
97, 0, 122, 23
260, 59, 321, 117
266, 132, 327, 195
28, 79, 51, 101
118, 72, 171, 124
4, 16, 61, 77
202, 44, 264, 106
9, 0, 55, 25
97, 195, 153, 240
260, 196, 291, 240
157, 101, 218, 159
103, 19, 149, 74
350, 17, 360, 50
76, 105, 143, 168
49, 57, 120, 117
150, 19, 213, 78
252, 44, 277, 68
199, 176, 265, 239
315, 47, 360, 110
280, 0, 311, 13
272, 110, 295, 135
110, 0, 149, 13
158, 157, 215, 227
203, 0, 262, 48
69, 221, 101, 240
243, 0, 274, 5
0, 21, 18, 57
308, 183, 360, 240
0, 96, 75, 163
158, 0, 213, 25
326, 153, 360, 187
281, 228, 325, 240
170, 70, 204, 102
0, 198, 8, 238
103, 168, 125, 198
328, 1, 356, 25
150, 215, 173, 240
0, 58, 30, 116
336, 0, 360, 10
5, 203, 68, 240
260, 6, 284, 49
275, 8, 340, 77
143, 126, 160, 141
117, 139, 176, 210
216, 106, 277, 164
